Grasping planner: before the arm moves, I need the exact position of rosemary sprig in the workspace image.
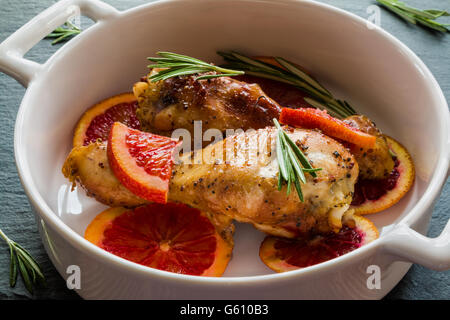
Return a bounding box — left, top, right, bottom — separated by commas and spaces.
376, 0, 449, 32
218, 51, 357, 119
45, 21, 81, 45
273, 119, 322, 201
147, 52, 244, 82
147, 51, 356, 118
0, 228, 44, 294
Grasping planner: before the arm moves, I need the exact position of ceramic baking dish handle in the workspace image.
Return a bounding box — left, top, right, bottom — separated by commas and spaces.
448, 136, 450, 179
0, 0, 118, 87
384, 219, 450, 271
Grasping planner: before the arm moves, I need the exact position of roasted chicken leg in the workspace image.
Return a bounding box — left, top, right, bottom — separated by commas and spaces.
63, 126, 358, 238
133, 73, 281, 138
63, 142, 235, 244
134, 74, 393, 179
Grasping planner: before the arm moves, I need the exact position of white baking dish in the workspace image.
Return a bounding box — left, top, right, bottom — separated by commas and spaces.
0, 0, 449, 299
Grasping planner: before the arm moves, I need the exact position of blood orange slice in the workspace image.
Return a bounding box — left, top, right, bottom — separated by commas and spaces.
73, 93, 140, 147
351, 135, 415, 215
259, 212, 378, 272
108, 122, 180, 203
85, 203, 233, 276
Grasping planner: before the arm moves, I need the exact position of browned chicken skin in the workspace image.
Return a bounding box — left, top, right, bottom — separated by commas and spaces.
134, 74, 393, 179
133, 73, 281, 138
63, 127, 358, 238
62, 74, 390, 241
170, 127, 358, 237
62, 142, 235, 244
63, 142, 148, 208
343, 115, 394, 179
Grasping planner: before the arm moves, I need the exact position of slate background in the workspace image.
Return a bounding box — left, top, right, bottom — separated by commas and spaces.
0, 0, 448, 300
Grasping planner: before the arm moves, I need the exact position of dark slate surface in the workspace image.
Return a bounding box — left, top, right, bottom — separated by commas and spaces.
0, 0, 448, 300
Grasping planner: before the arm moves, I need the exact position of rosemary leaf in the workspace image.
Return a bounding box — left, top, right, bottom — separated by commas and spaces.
9, 244, 17, 287
275, 57, 331, 96
424, 10, 450, 18
147, 62, 197, 69
17, 255, 33, 294
276, 128, 289, 181
273, 119, 321, 201
286, 158, 292, 196
278, 170, 283, 191
147, 52, 244, 82
0, 228, 45, 293
293, 171, 304, 202
157, 51, 213, 67
220, 51, 356, 119
285, 138, 306, 184
229, 52, 281, 73
14, 243, 45, 280
377, 0, 449, 32
45, 22, 81, 45
195, 73, 243, 80
393, 2, 437, 20
284, 133, 317, 178
415, 16, 449, 32
150, 67, 209, 82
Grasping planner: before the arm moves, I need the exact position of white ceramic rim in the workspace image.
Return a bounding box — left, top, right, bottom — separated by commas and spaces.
12, 0, 450, 285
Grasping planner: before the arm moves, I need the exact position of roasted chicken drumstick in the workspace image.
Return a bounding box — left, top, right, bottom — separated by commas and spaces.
134, 74, 393, 179
64, 125, 358, 238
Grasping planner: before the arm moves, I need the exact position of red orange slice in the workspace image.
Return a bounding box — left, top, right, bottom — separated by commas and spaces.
351, 135, 415, 215
107, 122, 180, 203
85, 203, 233, 276
73, 93, 140, 147
259, 212, 378, 272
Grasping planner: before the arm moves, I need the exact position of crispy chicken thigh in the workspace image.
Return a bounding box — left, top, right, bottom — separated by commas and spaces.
63, 127, 358, 238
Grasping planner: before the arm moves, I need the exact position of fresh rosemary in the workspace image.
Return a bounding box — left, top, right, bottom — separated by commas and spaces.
147, 51, 355, 118
45, 21, 81, 45
147, 52, 244, 82
0, 228, 44, 294
377, 0, 449, 32
273, 119, 322, 201
218, 51, 357, 119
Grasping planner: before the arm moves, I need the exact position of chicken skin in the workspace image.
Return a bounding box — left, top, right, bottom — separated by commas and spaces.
62, 142, 235, 244
170, 127, 358, 237
134, 74, 392, 180
133, 73, 281, 138
63, 127, 358, 238
63, 142, 147, 208
343, 115, 395, 179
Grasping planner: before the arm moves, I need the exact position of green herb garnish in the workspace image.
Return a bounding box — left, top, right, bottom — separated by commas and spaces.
377, 0, 449, 32
147, 52, 244, 82
45, 21, 82, 45
146, 51, 355, 119
273, 119, 322, 201
0, 228, 44, 294
218, 51, 357, 119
